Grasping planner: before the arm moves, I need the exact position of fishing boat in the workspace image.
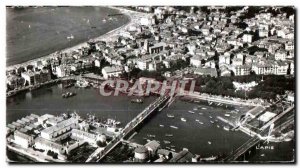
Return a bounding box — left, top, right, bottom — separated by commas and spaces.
75, 80, 89, 88
165, 134, 173, 137
223, 126, 230, 131
181, 118, 187, 122
131, 98, 143, 103
188, 110, 195, 114
62, 92, 76, 98
67, 34, 74, 40
163, 140, 171, 144
167, 114, 175, 118
147, 134, 156, 138
170, 125, 178, 129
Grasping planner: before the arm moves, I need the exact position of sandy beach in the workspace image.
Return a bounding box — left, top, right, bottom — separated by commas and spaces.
6, 7, 150, 71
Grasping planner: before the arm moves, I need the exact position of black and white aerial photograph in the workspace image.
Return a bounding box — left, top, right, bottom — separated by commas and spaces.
4, 1, 296, 165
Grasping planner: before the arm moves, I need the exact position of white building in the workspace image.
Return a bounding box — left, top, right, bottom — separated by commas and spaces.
101, 66, 123, 79
40, 118, 78, 140
190, 55, 202, 67
14, 131, 34, 148
242, 34, 253, 43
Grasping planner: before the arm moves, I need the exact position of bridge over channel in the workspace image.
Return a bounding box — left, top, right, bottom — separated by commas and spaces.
86, 95, 170, 162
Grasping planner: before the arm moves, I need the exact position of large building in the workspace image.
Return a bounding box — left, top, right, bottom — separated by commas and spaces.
101, 66, 123, 79
40, 118, 78, 140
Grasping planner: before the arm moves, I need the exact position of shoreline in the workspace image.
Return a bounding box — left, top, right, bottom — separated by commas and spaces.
6, 7, 150, 71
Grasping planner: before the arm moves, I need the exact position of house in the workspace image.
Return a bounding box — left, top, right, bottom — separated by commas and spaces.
21, 71, 35, 85
149, 42, 166, 54
102, 66, 123, 79
259, 28, 269, 38
243, 34, 253, 43
252, 61, 274, 75
169, 149, 194, 163
137, 59, 151, 70
275, 50, 287, 61
274, 61, 289, 75
231, 65, 251, 76
145, 140, 160, 157
55, 65, 71, 78
190, 55, 203, 67
194, 67, 218, 77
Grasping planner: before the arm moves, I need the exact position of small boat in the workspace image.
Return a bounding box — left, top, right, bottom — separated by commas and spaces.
194, 100, 200, 103
223, 126, 230, 131
210, 120, 214, 124
199, 113, 203, 115
62, 92, 76, 98
167, 114, 175, 118
208, 141, 212, 145
209, 116, 213, 119
225, 114, 230, 117
159, 124, 164, 127
147, 134, 156, 138
165, 134, 173, 137
261, 154, 265, 157
170, 145, 176, 148
181, 118, 187, 122
193, 107, 198, 111
202, 107, 207, 110
170, 148, 176, 152
195, 119, 199, 122
208, 101, 213, 105
102, 18, 107, 22
28, 24, 31, 29
67, 34, 74, 40
163, 140, 171, 144
188, 110, 195, 114
165, 147, 171, 150
170, 125, 178, 129
198, 121, 204, 125
217, 125, 220, 128
131, 98, 143, 103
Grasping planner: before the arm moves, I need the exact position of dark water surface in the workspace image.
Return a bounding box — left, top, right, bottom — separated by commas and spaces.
6, 6, 129, 66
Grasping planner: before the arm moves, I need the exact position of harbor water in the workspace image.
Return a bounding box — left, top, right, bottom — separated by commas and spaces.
6, 85, 294, 162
